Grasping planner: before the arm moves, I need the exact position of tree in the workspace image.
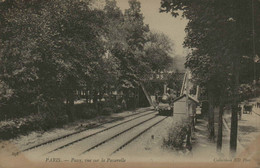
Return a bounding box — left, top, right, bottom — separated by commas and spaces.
144, 32, 174, 73
0, 0, 106, 120
103, 0, 126, 91
160, 0, 260, 154
124, 0, 149, 51
0, 0, 179, 124
107, 0, 150, 108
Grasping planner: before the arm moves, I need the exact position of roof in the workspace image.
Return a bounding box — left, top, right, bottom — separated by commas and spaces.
188, 95, 200, 104
173, 94, 199, 104
173, 94, 186, 102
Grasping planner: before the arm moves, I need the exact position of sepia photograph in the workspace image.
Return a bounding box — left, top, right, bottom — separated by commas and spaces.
0, 0, 260, 167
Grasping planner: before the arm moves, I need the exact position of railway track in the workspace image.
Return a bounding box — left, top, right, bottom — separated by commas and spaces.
23, 109, 168, 159
42, 114, 164, 157
22, 110, 162, 156
81, 116, 168, 157
111, 116, 167, 155
42, 115, 167, 158
20, 108, 155, 154
79, 116, 167, 155
47, 114, 158, 154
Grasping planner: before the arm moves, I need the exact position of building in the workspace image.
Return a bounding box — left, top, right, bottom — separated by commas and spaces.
172, 94, 199, 117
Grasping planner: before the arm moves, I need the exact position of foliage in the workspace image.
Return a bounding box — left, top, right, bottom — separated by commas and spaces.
160, 0, 260, 143
0, 0, 106, 119
101, 107, 113, 115
74, 104, 98, 119
160, 0, 260, 99
0, 113, 69, 140
162, 120, 189, 151
105, 0, 175, 108
0, 0, 176, 137
166, 71, 183, 96
238, 83, 256, 101
113, 105, 123, 113
113, 0, 151, 90
144, 32, 174, 72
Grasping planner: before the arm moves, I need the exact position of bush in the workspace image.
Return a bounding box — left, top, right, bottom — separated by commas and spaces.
113, 105, 122, 113
45, 115, 57, 129
18, 115, 42, 132
0, 121, 17, 139
162, 121, 189, 151
83, 108, 98, 118
56, 115, 69, 127
101, 107, 113, 115
0, 102, 117, 140
0, 111, 69, 140
239, 83, 256, 101
0, 114, 44, 140
74, 104, 98, 119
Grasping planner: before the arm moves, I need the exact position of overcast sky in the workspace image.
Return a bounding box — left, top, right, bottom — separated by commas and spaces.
116, 0, 188, 56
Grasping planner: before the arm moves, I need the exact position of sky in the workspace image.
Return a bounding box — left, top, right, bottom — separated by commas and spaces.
116, 0, 188, 56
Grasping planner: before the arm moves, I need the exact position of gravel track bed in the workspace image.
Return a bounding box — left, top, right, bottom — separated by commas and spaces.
11, 107, 154, 152
24, 112, 157, 160
83, 116, 166, 158
112, 117, 175, 162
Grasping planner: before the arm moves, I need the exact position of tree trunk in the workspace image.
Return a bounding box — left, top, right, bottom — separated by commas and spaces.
230, 104, 238, 155
66, 89, 75, 122
137, 84, 140, 108
229, 0, 242, 155
134, 85, 139, 109
208, 90, 215, 141
93, 89, 98, 110
123, 89, 129, 110
85, 90, 89, 104
217, 101, 224, 152
68, 96, 74, 121
186, 124, 192, 151
230, 69, 239, 155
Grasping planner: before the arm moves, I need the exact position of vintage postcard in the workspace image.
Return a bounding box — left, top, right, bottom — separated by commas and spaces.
0, 0, 259, 167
